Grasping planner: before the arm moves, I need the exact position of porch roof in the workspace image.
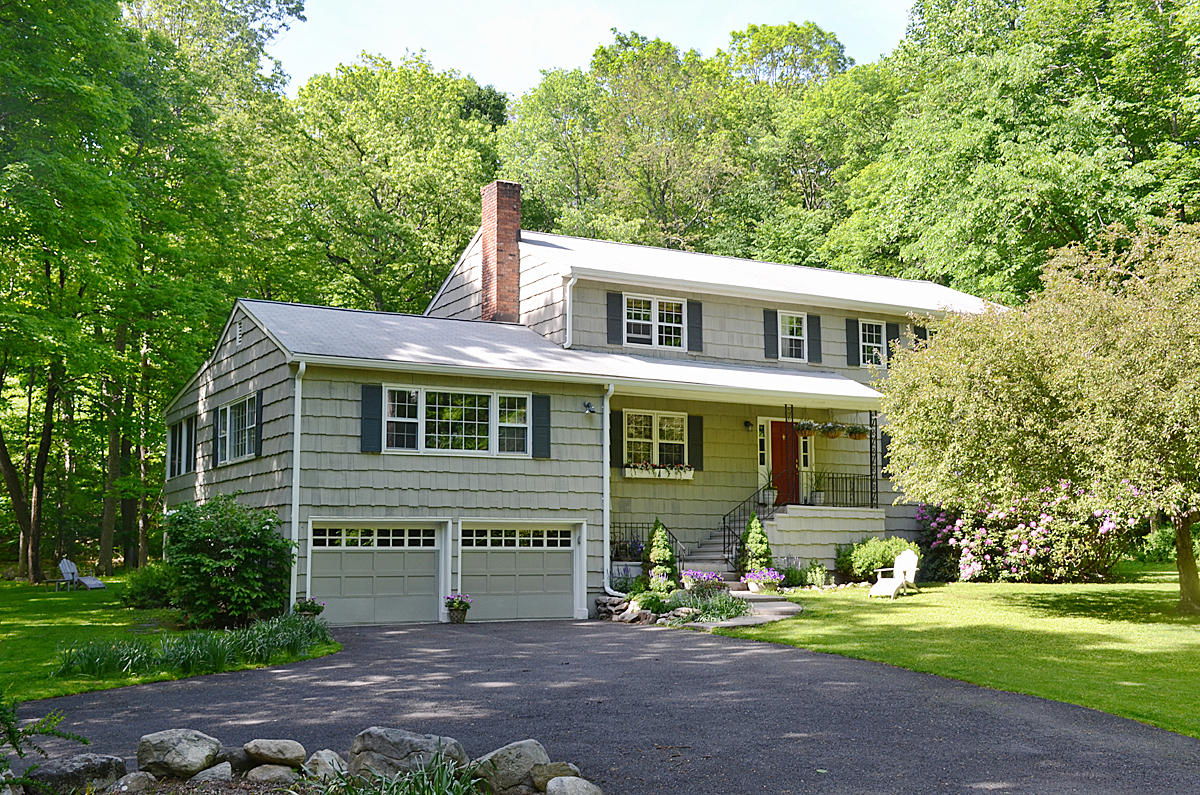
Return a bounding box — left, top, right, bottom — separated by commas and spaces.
241, 299, 882, 410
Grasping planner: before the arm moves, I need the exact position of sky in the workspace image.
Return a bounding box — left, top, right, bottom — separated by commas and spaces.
268, 0, 915, 99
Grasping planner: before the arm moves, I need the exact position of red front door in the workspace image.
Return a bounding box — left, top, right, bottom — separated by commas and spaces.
770, 421, 799, 505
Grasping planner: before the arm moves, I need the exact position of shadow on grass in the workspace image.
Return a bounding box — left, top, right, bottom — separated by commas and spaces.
992, 587, 1200, 626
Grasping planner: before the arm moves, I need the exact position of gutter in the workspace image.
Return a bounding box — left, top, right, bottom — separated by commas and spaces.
289, 361, 306, 608
563, 274, 579, 348
600, 383, 624, 597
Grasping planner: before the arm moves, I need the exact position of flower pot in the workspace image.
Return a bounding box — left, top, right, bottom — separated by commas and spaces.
796, 429, 816, 437
848, 432, 868, 440
746, 581, 778, 594
810, 491, 826, 506
821, 429, 843, 439
759, 488, 778, 508
448, 608, 468, 624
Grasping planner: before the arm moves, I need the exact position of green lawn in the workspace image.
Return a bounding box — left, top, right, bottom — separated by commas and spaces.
723, 564, 1200, 738
0, 578, 340, 702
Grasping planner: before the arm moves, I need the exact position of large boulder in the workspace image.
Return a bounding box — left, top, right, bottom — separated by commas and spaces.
305, 749, 348, 782
546, 777, 604, 795
245, 764, 299, 784
25, 753, 125, 793
188, 762, 232, 783
348, 726, 468, 778
532, 762, 581, 791
137, 728, 220, 778
244, 738, 306, 767
215, 745, 254, 774
105, 771, 157, 793
473, 739, 551, 794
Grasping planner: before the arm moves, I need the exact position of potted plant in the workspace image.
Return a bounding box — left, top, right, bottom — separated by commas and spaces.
809, 469, 829, 505
846, 424, 869, 440
759, 480, 778, 508
740, 567, 785, 593
793, 419, 818, 437
293, 597, 325, 617
820, 422, 844, 439
445, 593, 472, 624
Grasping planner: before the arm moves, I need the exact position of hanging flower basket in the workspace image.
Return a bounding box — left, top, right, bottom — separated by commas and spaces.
794, 420, 818, 437
846, 424, 869, 440
820, 422, 844, 439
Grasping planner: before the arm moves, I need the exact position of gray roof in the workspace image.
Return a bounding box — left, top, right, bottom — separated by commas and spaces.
241, 300, 882, 409
519, 230, 990, 316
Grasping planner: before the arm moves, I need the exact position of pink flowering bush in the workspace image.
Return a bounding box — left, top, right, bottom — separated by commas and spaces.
918, 481, 1140, 583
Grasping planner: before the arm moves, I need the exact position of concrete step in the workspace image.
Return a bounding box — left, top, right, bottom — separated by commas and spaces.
686, 550, 727, 561
682, 559, 733, 574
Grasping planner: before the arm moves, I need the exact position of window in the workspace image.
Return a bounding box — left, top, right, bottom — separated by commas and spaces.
167, 416, 197, 478
779, 313, 806, 360
383, 387, 529, 456
461, 527, 573, 548
624, 295, 685, 349
860, 320, 885, 367
311, 526, 436, 548
216, 395, 256, 464
624, 410, 687, 466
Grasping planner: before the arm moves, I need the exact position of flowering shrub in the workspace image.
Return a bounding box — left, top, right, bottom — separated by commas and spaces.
681, 569, 725, 596
444, 594, 472, 611
293, 597, 325, 616
918, 480, 1140, 583
647, 519, 679, 591
740, 567, 784, 590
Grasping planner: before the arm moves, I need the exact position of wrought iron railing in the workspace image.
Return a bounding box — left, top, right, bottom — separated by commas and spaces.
720, 477, 784, 568
610, 521, 687, 565
797, 470, 876, 508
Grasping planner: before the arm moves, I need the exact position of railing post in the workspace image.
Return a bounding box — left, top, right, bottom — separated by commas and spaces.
869, 411, 879, 509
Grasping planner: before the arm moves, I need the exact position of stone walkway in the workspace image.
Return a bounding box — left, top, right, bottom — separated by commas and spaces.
22, 621, 1200, 793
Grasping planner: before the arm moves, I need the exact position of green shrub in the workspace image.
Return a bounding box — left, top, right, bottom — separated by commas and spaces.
629, 590, 669, 613
647, 519, 679, 591
309, 755, 488, 795
835, 543, 855, 581
166, 495, 294, 628
1131, 521, 1200, 563
800, 559, 828, 587
1, 699, 87, 793
120, 562, 178, 609
781, 564, 804, 587
665, 591, 751, 625
55, 613, 332, 679
846, 536, 921, 582
739, 513, 773, 573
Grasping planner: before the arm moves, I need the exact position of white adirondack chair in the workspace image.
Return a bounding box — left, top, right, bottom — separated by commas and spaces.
50, 558, 106, 591
868, 549, 920, 600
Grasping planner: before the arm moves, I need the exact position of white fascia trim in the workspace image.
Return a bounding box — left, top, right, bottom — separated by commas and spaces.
568, 267, 969, 319
424, 228, 483, 316
291, 354, 881, 412
289, 361, 305, 608
563, 274, 579, 349
601, 383, 623, 597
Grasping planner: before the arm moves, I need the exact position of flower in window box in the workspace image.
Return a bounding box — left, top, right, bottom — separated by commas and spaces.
820, 422, 844, 439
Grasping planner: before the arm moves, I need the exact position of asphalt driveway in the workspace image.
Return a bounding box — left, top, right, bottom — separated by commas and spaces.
21, 621, 1200, 793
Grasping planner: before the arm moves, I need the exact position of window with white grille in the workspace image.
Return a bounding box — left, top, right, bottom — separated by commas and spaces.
311, 526, 437, 548
460, 528, 573, 548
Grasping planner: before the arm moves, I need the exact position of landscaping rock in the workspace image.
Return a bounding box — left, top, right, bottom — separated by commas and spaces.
531, 762, 581, 791
189, 762, 232, 783
25, 753, 125, 793
593, 597, 627, 620
215, 745, 254, 774
137, 728, 221, 778
473, 739, 551, 793
244, 738, 306, 767
546, 776, 603, 795
304, 749, 348, 782
245, 764, 299, 784
349, 726, 468, 777
106, 771, 157, 793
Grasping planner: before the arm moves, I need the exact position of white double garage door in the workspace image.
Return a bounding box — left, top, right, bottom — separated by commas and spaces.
309, 521, 582, 624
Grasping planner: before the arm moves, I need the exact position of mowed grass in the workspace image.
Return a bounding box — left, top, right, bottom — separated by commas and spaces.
0, 578, 340, 702
722, 564, 1200, 738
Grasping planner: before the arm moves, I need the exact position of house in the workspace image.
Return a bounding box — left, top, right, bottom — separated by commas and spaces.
164, 180, 987, 624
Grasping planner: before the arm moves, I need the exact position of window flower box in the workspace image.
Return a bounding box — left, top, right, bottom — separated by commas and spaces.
623, 466, 694, 480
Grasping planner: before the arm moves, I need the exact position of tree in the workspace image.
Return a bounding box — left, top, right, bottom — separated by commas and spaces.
882, 224, 1200, 612
726, 21, 851, 89
739, 513, 773, 573
647, 519, 679, 592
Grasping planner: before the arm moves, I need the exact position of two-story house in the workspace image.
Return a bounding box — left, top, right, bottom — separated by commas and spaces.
164, 181, 987, 624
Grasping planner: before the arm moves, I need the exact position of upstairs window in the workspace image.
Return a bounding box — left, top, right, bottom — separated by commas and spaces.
383, 387, 529, 456
625, 410, 687, 466
216, 394, 256, 464
779, 313, 806, 360
167, 416, 197, 478
860, 320, 885, 367
624, 295, 685, 349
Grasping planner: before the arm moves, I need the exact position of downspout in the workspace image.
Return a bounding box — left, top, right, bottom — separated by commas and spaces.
289, 361, 306, 608
563, 274, 579, 348
601, 383, 624, 597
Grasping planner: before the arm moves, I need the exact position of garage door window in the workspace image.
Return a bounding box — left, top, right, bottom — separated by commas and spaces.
461, 528, 573, 548
312, 527, 437, 548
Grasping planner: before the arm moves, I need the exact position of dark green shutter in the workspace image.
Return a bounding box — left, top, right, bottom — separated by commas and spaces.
607, 292, 623, 344
687, 301, 703, 352
211, 410, 220, 464
254, 389, 264, 457
807, 314, 822, 363
846, 318, 860, 366
531, 394, 551, 459
763, 309, 778, 359
360, 384, 383, 453
886, 322, 901, 361
610, 409, 623, 467
688, 415, 703, 471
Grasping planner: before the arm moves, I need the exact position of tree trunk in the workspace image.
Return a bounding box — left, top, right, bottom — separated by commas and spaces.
26, 366, 59, 583
1174, 511, 1200, 615
99, 326, 127, 575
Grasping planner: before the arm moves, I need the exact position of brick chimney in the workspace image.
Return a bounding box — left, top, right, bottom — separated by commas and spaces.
480, 180, 522, 322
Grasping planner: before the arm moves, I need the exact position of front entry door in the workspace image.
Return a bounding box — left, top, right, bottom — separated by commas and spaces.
770, 421, 799, 505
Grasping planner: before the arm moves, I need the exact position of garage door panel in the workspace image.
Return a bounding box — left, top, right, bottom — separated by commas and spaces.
543, 573, 572, 591
471, 596, 518, 621
460, 527, 575, 620
341, 576, 376, 596
310, 527, 441, 624
310, 575, 343, 596
323, 597, 374, 625
339, 554, 376, 574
